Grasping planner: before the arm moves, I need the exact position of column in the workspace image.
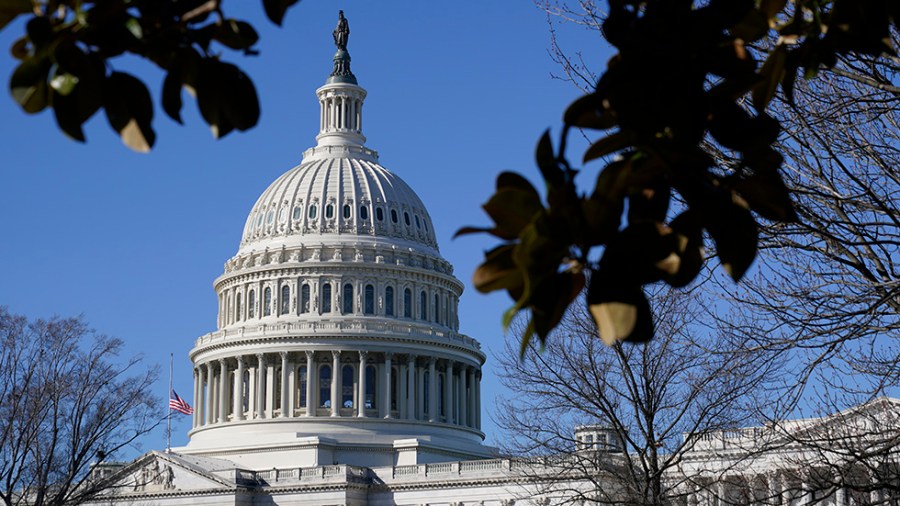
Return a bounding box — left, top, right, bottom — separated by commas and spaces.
358, 351, 368, 417
193, 367, 200, 428
443, 360, 454, 423
384, 353, 393, 419
265, 359, 275, 418
331, 350, 340, 417
255, 353, 265, 419
204, 363, 214, 425
428, 357, 437, 422
305, 351, 315, 416
467, 367, 476, 427
234, 356, 245, 420
406, 355, 416, 420
218, 359, 228, 423
459, 366, 468, 428
280, 352, 289, 418
475, 369, 482, 429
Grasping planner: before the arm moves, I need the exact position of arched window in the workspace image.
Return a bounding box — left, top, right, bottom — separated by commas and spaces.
236, 295, 242, 321
298, 366, 307, 408
404, 211, 411, 226
280, 285, 290, 315
364, 284, 374, 315
319, 365, 331, 408
300, 284, 310, 314
376, 207, 384, 221
308, 205, 317, 219
390, 209, 398, 223
434, 293, 440, 324
263, 287, 272, 316
360, 206, 369, 220
420, 291, 427, 320
343, 283, 354, 314
423, 371, 430, 415
365, 365, 376, 409
404, 288, 412, 318
322, 283, 332, 313
439, 373, 445, 417
292, 206, 302, 220
248, 290, 256, 318
415, 215, 420, 228
390, 367, 398, 411
325, 204, 334, 219
266, 210, 274, 224
342, 204, 351, 219
385, 286, 395, 316
342, 365, 354, 408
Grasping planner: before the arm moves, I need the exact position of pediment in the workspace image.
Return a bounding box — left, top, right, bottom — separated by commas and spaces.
96, 450, 240, 499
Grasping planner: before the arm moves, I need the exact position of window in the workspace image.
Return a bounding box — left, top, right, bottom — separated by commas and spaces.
249, 290, 256, 318
343, 204, 351, 219
404, 288, 412, 318
404, 211, 411, 226
292, 206, 302, 220
236, 295, 242, 321
420, 291, 427, 320
423, 220, 428, 232
390, 209, 398, 223
360, 206, 369, 220
278, 207, 286, 222
343, 283, 354, 314
280, 285, 290, 315
256, 213, 263, 227
342, 365, 354, 408
322, 283, 332, 313
325, 204, 334, 219
320, 365, 331, 408
376, 207, 384, 221
385, 286, 394, 316
266, 210, 274, 224
264, 287, 272, 316
364, 284, 374, 315
309, 205, 317, 219
434, 293, 440, 324
365, 365, 376, 409
300, 284, 310, 314
298, 366, 307, 408
415, 215, 420, 228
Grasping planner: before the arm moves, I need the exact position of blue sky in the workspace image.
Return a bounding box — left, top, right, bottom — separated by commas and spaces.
0, 2, 610, 453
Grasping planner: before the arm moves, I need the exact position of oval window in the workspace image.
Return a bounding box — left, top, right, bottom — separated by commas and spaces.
292, 206, 302, 220
309, 205, 317, 219
360, 206, 369, 220
343, 204, 351, 219
376, 208, 384, 221
278, 207, 287, 222
415, 215, 420, 228
404, 212, 411, 226
390, 209, 398, 223
325, 204, 334, 219
266, 210, 274, 224
256, 213, 263, 227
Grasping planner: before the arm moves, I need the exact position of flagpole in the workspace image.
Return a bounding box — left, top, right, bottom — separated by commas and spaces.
167, 353, 173, 453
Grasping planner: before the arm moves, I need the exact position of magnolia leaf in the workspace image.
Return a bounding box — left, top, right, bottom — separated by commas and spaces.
473, 245, 522, 294
50, 72, 78, 96
587, 279, 653, 345
666, 211, 705, 287
220, 62, 260, 132
103, 72, 155, 152
216, 19, 260, 50
496, 171, 540, 198
753, 44, 787, 111
563, 93, 616, 130
10, 35, 29, 60
262, 0, 300, 26
705, 198, 758, 281
536, 129, 563, 188
162, 71, 184, 124
0, 0, 31, 31
734, 170, 798, 222
482, 188, 543, 240
583, 131, 631, 163
9, 55, 50, 113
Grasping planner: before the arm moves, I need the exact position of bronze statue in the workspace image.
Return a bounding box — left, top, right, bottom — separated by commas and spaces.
333, 10, 349, 50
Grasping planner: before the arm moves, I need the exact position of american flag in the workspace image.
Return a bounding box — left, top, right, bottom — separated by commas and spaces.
169, 389, 194, 415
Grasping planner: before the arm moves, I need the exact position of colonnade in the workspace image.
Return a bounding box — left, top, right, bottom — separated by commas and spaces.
192, 350, 481, 431
320, 94, 362, 134
684, 470, 883, 505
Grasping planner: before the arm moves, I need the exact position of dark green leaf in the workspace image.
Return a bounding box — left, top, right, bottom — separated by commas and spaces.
587, 277, 653, 345
753, 44, 787, 111
583, 131, 631, 163
215, 19, 260, 50
535, 129, 563, 188
49, 71, 78, 96
482, 188, 543, 240
103, 72, 155, 152
9, 55, 50, 113
666, 211, 704, 288
563, 93, 616, 130
263, 0, 300, 26
219, 63, 260, 132
0, 0, 31, 31
10, 35, 29, 60
734, 170, 797, 222
25, 16, 52, 48
162, 71, 184, 124
704, 197, 758, 281
473, 245, 522, 294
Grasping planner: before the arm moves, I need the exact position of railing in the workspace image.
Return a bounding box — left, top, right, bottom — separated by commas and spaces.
194, 320, 481, 350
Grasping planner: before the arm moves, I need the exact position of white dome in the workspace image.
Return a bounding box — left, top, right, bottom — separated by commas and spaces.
239, 145, 439, 256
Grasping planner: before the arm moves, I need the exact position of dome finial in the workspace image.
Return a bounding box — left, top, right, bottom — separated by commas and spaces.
328, 11, 356, 84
